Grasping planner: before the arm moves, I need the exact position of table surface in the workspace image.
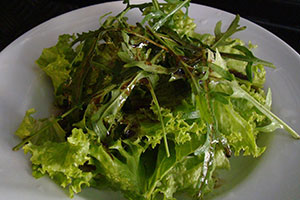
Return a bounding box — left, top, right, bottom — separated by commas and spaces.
0, 0, 299, 54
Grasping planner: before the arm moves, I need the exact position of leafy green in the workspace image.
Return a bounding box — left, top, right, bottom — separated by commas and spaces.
14, 108, 65, 146
124, 61, 171, 74
36, 34, 76, 93
90, 139, 148, 199
214, 99, 265, 157
229, 81, 300, 139
13, 0, 299, 200
24, 128, 92, 197
212, 15, 246, 49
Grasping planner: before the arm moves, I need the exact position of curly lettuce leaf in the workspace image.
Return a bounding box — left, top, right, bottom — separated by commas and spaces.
214, 100, 265, 157
90, 139, 147, 199
23, 128, 92, 197
229, 81, 300, 139
146, 133, 229, 200
157, 148, 229, 200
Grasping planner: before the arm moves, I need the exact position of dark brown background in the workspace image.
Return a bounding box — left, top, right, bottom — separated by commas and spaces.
0, 0, 299, 53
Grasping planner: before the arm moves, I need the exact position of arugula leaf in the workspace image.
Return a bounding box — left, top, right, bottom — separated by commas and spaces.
208, 63, 234, 81
71, 37, 98, 107
220, 51, 276, 68
245, 62, 253, 82
233, 45, 276, 69
212, 15, 246, 49
147, 80, 170, 157
124, 61, 171, 74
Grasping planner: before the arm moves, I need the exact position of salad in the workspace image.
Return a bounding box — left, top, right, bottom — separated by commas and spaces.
13, 0, 299, 199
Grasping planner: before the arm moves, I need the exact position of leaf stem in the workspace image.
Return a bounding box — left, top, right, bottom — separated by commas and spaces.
147, 80, 170, 157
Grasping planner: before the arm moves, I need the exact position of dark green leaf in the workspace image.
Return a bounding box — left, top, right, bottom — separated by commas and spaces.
212, 15, 246, 49
220, 52, 276, 68
246, 62, 253, 82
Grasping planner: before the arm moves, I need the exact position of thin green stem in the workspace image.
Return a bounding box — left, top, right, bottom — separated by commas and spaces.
147, 80, 170, 157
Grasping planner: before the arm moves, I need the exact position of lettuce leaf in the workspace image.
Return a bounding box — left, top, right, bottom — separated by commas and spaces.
157, 148, 229, 199
36, 34, 76, 93
90, 139, 147, 199
214, 100, 265, 157
23, 128, 92, 197
14, 108, 65, 145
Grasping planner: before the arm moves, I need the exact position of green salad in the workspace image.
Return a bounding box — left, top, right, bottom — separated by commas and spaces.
13, 0, 299, 199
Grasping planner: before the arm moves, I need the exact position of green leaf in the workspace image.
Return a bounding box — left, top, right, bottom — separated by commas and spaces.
14, 108, 65, 145
208, 63, 233, 81
210, 91, 230, 105
124, 61, 171, 74
176, 131, 206, 160
145, 132, 208, 199
229, 81, 300, 139
157, 156, 204, 199
70, 37, 98, 107
152, 0, 190, 31
220, 51, 275, 68
89, 72, 150, 139
24, 128, 92, 197
233, 45, 275, 69
212, 15, 246, 49
158, 148, 229, 199
146, 142, 176, 199
90, 139, 147, 199
36, 34, 76, 93
153, 133, 229, 200
214, 99, 265, 157
214, 21, 222, 39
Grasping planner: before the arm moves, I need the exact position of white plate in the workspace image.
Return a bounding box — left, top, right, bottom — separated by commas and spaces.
1, 1, 299, 200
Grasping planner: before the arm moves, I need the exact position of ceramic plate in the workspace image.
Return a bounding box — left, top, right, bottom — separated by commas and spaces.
0, 1, 299, 200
